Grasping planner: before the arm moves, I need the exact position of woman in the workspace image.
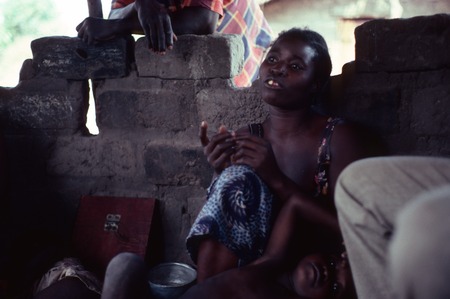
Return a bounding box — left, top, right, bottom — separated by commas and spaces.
187, 27, 382, 281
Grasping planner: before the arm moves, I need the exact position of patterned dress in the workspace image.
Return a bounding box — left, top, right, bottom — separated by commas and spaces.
110, 0, 273, 87
186, 117, 344, 266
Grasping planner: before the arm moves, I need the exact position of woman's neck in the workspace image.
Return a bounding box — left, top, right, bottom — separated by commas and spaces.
265, 108, 318, 137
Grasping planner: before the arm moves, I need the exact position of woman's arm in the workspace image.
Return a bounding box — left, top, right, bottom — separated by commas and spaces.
255, 194, 340, 270
328, 122, 386, 196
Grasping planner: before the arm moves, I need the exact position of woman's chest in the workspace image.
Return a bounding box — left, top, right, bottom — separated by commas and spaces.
272, 140, 320, 191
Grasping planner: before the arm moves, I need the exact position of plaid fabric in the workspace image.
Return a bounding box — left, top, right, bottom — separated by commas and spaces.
111, 0, 222, 14
111, 0, 223, 16
183, 0, 223, 15
111, 0, 133, 9
110, 0, 272, 87
218, 0, 272, 87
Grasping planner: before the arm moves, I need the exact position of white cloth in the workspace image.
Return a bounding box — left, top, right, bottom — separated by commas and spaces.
33, 257, 102, 295
335, 156, 450, 299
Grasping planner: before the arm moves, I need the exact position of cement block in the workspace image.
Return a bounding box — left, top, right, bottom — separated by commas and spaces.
19, 59, 36, 82
415, 136, 450, 157
195, 82, 265, 131
411, 86, 450, 135
31, 36, 132, 80
4, 134, 56, 185
157, 185, 206, 263
355, 14, 450, 72
329, 73, 400, 134
96, 80, 197, 131
135, 34, 244, 80
0, 80, 86, 131
47, 135, 138, 177
144, 144, 211, 187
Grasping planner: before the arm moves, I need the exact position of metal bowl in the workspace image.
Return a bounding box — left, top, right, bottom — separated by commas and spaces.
148, 262, 197, 299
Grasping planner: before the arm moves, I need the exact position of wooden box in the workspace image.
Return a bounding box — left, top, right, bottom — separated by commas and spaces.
71, 196, 158, 275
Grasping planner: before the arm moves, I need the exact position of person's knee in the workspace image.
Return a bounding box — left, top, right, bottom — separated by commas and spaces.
335, 157, 396, 213
335, 164, 354, 211
218, 164, 266, 198
335, 158, 374, 210
221, 164, 254, 178
395, 185, 450, 235
106, 252, 146, 276
389, 186, 450, 299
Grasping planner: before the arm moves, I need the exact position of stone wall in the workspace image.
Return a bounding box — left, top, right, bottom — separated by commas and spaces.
0, 14, 449, 266
261, 0, 450, 75
331, 14, 450, 156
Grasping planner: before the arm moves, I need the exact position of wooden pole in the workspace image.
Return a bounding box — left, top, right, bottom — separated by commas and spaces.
87, 0, 104, 18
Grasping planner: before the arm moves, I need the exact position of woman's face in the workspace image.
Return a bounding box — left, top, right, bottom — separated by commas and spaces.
290, 253, 355, 299
259, 36, 318, 109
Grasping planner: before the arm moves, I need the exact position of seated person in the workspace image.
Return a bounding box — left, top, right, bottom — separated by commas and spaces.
186, 27, 385, 281
335, 156, 450, 299
76, 0, 273, 87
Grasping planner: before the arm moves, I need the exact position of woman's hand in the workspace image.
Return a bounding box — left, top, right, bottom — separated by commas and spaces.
199, 121, 236, 175
232, 134, 283, 186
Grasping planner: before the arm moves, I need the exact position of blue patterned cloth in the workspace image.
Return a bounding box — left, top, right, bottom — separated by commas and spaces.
186, 164, 274, 266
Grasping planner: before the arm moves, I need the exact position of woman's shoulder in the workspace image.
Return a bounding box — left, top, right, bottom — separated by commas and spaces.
330, 118, 388, 161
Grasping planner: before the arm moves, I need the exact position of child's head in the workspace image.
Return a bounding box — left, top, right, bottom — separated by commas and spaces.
289, 252, 357, 299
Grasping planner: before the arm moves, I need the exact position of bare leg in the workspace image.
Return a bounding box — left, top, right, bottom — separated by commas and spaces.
101, 252, 150, 299
196, 239, 238, 282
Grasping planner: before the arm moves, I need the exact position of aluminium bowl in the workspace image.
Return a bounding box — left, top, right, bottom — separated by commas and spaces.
148, 262, 197, 299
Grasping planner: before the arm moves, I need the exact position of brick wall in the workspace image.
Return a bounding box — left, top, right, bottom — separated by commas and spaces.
0, 14, 449, 265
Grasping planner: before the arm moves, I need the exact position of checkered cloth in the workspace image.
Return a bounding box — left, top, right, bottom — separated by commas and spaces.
218, 0, 272, 87
110, 0, 272, 87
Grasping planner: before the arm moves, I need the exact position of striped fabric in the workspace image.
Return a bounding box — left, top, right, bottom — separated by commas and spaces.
110, 0, 272, 87
111, 0, 133, 9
